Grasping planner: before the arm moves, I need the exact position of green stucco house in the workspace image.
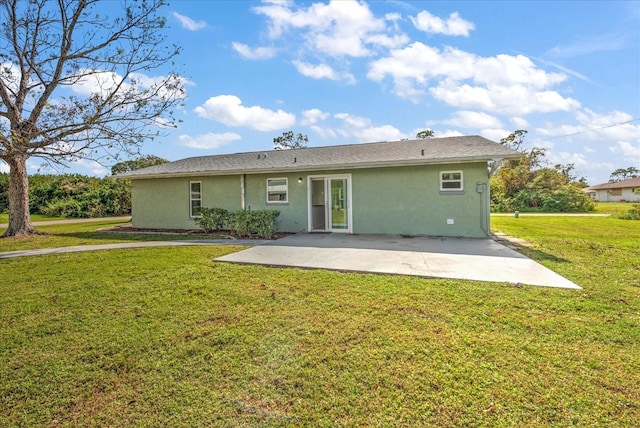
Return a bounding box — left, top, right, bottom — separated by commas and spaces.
115, 136, 521, 238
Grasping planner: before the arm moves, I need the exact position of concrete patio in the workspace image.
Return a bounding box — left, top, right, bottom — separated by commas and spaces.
215, 233, 581, 289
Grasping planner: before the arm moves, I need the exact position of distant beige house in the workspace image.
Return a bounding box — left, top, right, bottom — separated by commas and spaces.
584, 177, 640, 202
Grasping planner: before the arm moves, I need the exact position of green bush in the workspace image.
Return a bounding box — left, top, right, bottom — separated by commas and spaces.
232, 209, 252, 238
618, 204, 640, 220
194, 207, 233, 233
492, 185, 595, 213
195, 207, 280, 239
0, 173, 130, 217
249, 209, 280, 239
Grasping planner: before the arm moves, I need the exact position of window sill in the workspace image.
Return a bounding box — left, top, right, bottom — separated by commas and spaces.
439, 190, 465, 195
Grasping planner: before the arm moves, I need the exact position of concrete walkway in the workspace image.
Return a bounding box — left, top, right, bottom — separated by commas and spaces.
215, 234, 581, 289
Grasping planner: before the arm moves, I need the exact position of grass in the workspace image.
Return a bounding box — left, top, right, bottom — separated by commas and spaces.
0, 219, 228, 253
1, 217, 639, 426
0, 213, 70, 223
593, 202, 637, 215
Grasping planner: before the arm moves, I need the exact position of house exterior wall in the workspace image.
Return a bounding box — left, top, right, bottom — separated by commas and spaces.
591, 187, 640, 202
350, 163, 489, 237
130, 162, 491, 237
131, 175, 242, 229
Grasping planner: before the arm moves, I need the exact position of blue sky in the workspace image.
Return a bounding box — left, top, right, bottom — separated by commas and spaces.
22, 1, 640, 185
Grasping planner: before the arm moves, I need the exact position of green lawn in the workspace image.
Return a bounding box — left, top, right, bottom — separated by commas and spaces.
0, 213, 69, 223
0, 219, 227, 253
1, 217, 638, 426
593, 201, 637, 215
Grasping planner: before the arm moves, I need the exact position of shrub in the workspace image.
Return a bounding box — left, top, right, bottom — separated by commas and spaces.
618, 204, 640, 220
232, 209, 252, 238
195, 207, 280, 239
250, 210, 280, 239
195, 207, 233, 233
41, 198, 83, 217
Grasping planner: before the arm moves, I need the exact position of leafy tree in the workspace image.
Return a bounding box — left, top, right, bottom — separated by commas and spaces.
0, 0, 183, 237
111, 155, 168, 175
416, 129, 434, 139
609, 167, 640, 183
273, 131, 308, 150
491, 130, 595, 212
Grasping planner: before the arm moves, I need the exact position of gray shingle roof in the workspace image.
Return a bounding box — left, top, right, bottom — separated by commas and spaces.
115, 135, 522, 179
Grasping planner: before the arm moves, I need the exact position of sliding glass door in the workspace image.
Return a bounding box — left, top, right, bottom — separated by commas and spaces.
308, 175, 352, 233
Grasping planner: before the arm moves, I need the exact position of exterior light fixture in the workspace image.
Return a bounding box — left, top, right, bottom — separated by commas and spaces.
298, 177, 303, 183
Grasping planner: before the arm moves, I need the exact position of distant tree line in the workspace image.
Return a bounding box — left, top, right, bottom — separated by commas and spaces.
609, 167, 639, 183
0, 155, 168, 218
0, 174, 130, 218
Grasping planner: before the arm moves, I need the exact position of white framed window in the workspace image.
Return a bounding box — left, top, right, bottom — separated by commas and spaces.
440, 171, 463, 191
266, 178, 288, 203
190, 181, 202, 217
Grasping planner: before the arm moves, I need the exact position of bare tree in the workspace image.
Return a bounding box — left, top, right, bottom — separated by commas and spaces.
0, 0, 183, 236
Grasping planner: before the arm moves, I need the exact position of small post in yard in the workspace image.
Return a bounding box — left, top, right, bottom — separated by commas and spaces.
514, 211, 520, 218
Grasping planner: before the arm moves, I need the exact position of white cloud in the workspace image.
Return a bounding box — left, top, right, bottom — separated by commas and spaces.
479, 128, 511, 143
367, 42, 578, 113
410, 11, 474, 36
71, 70, 123, 96
431, 83, 580, 115
610, 141, 640, 163
292, 60, 356, 83
0, 62, 22, 93
436, 129, 465, 138
177, 132, 241, 150
310, 125, 337, 139
232, 42, 277, 60
194, 95, 296, 132
253, 0, 406, 57
548, 151, 615, 172
71, 70, 189, 101
511, 117, 529, 128
536, 109, 640, 143
300, 108, 329, 126
172, 12, 206, 31
334, 113, 405, 142
444, 110, 503, 129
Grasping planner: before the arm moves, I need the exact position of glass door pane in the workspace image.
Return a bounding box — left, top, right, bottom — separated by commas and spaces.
330, 178, 348, 230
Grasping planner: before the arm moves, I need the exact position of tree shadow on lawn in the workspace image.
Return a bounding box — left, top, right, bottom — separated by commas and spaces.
507, 243, 569, 264
491, 232, 569, 263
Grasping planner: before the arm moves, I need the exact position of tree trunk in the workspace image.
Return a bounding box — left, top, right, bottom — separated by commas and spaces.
2, 154, 38, 237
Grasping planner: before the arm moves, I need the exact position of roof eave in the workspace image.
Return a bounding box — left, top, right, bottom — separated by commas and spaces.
112, 154, 521, 180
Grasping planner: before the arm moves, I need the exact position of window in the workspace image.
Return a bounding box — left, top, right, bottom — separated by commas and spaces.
267, 178, 288, 203
440, 171, 463, 191
190, 181, 202, 217
610, 188, 622, 196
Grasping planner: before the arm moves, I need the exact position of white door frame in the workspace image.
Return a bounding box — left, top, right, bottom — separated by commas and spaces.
307, 174, 353, 233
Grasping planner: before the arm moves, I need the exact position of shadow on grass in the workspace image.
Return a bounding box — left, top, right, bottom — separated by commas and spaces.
508, 244, 569, 264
